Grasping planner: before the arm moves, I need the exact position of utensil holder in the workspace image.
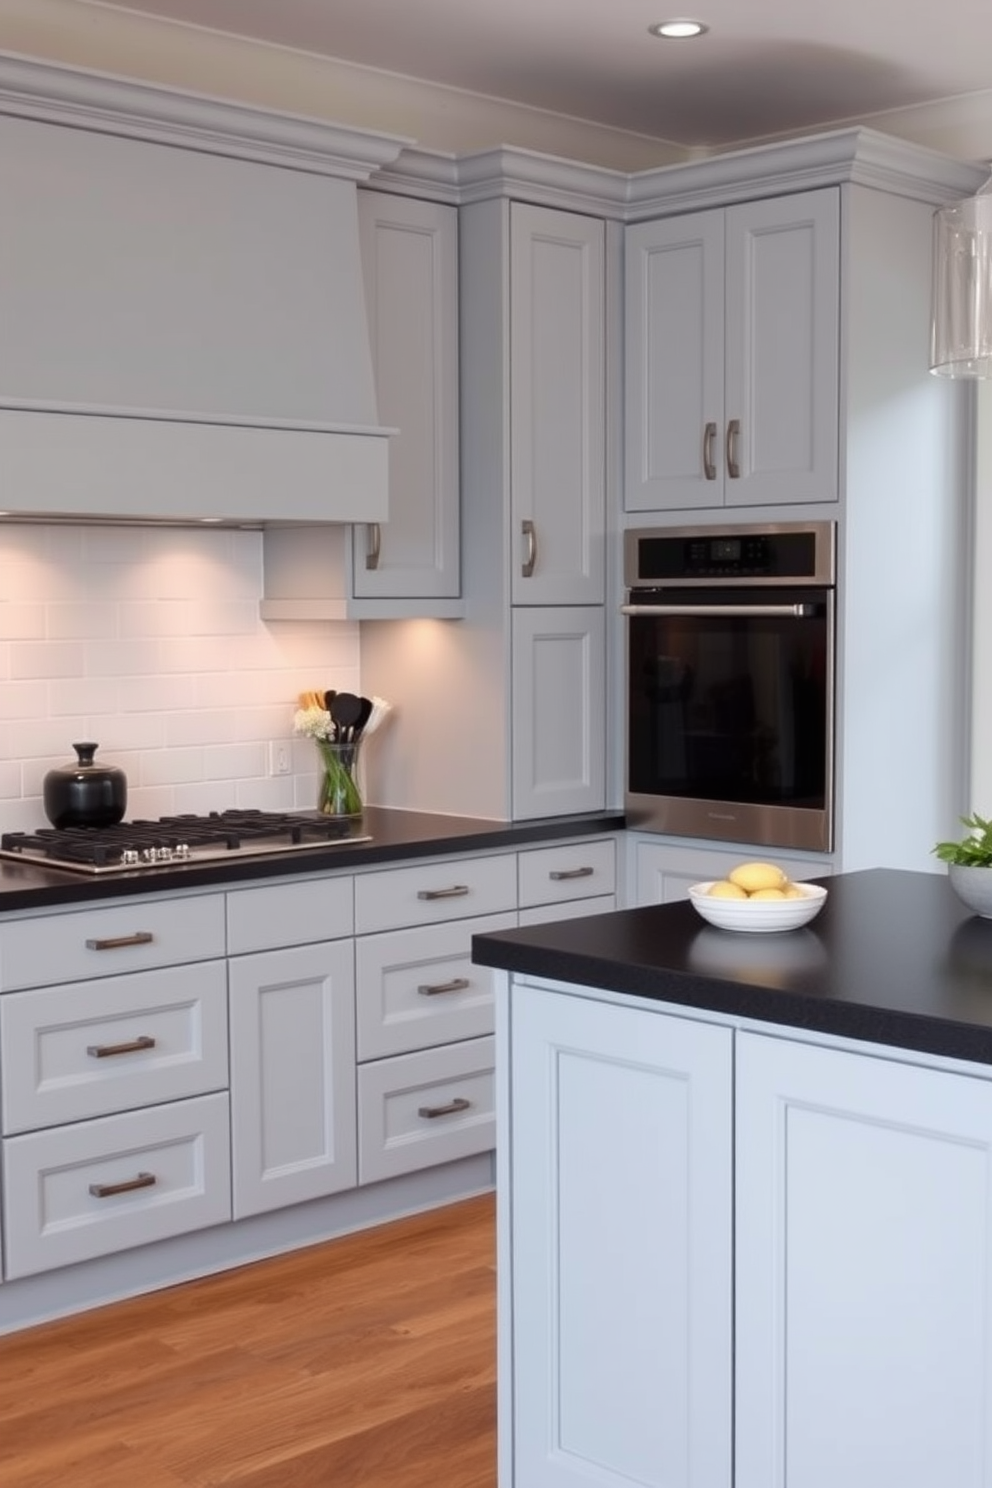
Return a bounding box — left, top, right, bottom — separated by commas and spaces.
315, 739, 364, 818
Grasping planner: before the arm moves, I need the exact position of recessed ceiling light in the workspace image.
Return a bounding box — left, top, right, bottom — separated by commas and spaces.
649, 18, 709, 39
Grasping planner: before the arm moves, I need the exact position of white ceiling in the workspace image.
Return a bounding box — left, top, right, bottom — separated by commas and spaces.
71, 0, 992, 151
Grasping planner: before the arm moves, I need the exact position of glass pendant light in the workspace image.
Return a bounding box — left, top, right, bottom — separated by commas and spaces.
931, 181, 992, 377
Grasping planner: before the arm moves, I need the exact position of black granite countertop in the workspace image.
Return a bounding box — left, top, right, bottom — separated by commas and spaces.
0, 808, 625, 914
472, 867, 992, 1066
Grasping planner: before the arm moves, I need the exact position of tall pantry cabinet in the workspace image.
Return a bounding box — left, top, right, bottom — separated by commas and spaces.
362, 153, 624, 820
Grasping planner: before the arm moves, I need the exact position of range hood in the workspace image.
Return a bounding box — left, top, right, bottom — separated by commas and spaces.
0, 55, 410, 526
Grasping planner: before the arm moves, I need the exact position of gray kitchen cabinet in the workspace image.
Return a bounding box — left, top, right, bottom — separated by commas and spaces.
352, 190, 461, 610
509, 202, 606, 607
626, 836, 830, 907
624, 189, 840, 512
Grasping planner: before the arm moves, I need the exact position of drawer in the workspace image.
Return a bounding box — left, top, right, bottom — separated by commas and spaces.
357, 1036, 495, 1184
356, 912, 513, 1061
227, 874, 353, 955
0, 893, 226, 992
517, 893, 616, 927
354, 853, 516, 935
517, 837, 616, 910
2, 1092, 231, 1279
1, 963, 229, 1134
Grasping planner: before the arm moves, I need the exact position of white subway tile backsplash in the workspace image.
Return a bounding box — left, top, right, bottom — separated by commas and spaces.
0, 524, 363, 829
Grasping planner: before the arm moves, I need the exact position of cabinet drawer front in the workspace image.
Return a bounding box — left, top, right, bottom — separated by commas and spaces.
1, 963, 229, 1134
517, 894, 616, 927
354, 854, 516, 935
2, 1092, 231, 1279
517, 838, 616, 909
356, 913, 512, 1062
226, 874, 353, 955
0, 894, 226, 991
357, 1036, 495, 1184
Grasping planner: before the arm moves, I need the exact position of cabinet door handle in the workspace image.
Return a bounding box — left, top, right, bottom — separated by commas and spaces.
417, 885, 470, 901
521, 519, 537, 578
418, 1096, 472, 1119
87, 1034, 156, 1059
703, 420, 717, 480
549, 866, 594, 881
365, 522, 381, 571
85, 931, 154, 951
89, 1171, 157, 1199
726, 418, 741, 479
417, 977, 471, 997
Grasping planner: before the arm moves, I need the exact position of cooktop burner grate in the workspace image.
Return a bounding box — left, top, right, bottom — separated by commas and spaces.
0, 809, 372, 874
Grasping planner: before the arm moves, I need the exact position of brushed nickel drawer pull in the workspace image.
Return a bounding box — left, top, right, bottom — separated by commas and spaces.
89, 1171, 157, 1199
549, 866, 594, 881
418, 1097, 472, 1119
521, 518, 537, 578
416, 885, 470, 901
85, 931, 154, 951
87, 1034, 156, 1059
726, 417, 741, 479
703, 420, 717, 480
417, 977, 470, 997
366, 521, 381, 571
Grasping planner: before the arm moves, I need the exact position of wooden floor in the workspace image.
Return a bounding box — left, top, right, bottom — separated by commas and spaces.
0, 1192, 497, 1488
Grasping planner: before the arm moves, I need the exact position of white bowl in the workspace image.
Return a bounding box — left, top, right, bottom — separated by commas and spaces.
687, 880, 828, 933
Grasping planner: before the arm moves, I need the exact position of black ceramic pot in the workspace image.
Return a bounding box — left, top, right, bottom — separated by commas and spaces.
43, 742, 128, 829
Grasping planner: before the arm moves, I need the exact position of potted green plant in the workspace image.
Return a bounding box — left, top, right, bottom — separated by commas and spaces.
934, 814, 992, 917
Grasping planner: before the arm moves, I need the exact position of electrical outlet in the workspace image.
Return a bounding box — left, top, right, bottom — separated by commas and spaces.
268, 741, 292, 777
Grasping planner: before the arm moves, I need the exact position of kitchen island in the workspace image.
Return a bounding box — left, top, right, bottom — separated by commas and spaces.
472, 868, 992, 1488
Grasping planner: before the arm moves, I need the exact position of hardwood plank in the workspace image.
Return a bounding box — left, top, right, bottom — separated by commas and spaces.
0, 1194, 496, 1488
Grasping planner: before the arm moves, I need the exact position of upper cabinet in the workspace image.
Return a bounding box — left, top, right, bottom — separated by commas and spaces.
352, 190, 461, 609
510, 203, 607, 606
625, 188, 840, 512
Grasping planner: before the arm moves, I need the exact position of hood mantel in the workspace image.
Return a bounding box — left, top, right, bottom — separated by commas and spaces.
0, 54, 411, 526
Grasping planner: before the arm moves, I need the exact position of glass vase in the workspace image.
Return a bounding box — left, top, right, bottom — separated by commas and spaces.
315, 739, 364, 818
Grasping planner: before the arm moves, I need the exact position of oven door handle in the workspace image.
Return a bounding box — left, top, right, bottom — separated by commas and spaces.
621, 602, 816, 617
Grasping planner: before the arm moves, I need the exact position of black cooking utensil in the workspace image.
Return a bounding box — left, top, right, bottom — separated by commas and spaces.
352, 695, 373, 741
330, 692, 363, 742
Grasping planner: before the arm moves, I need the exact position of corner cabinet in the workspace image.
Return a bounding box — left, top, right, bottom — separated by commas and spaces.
625, 188, 840, 512
500, 977, 992, 1488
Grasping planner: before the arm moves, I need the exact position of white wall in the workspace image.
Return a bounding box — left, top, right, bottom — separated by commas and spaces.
0, 524, 362, 832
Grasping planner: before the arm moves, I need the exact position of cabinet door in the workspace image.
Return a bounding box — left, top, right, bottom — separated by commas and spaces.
724, 189, 840, 507
624, 208, 725, 511
228, 940, 357, 1219
353, 191, 460, 604
736, 1032, 992, 1488
629, 837, 830, 907
510, 203, 605, 605
511, 606, 606, 819
509, 986, 733, 1487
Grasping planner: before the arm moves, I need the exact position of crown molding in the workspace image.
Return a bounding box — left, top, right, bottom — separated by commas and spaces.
0, 50, 411, 178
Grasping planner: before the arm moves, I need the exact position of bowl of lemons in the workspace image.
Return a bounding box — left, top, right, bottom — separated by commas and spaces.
687, 861, 828, 933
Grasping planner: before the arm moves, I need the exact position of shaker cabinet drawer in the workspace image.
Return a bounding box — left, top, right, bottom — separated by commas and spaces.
2, 1092, 231, 1279
0, 893, 226, 991
226, 873, 353, 955
355, 913, 512, 1061
357, 1036, 495, 1184
0, 963, 229, 1134
517, 837, 616, 909
354, 853, 516, 934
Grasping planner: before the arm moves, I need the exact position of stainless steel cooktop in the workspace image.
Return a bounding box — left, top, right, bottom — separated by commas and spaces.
0, 810, 372, 875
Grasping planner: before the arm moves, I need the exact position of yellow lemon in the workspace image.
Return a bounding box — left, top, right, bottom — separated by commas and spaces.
781, 883, 805, 899
729, 861, 787, 893
707, 879, 749, 899
749, 887, 787, 900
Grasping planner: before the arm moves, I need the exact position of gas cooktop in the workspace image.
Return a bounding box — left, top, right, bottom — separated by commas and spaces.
0, 810, 372, 875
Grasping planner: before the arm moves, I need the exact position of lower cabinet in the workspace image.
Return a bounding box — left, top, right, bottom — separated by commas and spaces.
627, 835, 830, 907
228, 939, 357, 1219
504, 980, 992, 1488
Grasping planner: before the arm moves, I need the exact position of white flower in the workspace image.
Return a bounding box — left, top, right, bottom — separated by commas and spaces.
293, 706, 335, 742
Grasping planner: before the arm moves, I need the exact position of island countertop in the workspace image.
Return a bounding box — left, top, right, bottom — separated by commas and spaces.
472, 867, 992, 1067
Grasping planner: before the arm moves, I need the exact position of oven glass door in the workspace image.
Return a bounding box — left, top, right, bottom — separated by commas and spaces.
626, 585, 833, 847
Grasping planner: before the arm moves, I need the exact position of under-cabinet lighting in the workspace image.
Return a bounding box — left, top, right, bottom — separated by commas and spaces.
648, 18, 709, 39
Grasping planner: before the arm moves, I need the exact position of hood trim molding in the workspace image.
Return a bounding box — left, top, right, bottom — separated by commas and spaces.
0, 50, 412, 178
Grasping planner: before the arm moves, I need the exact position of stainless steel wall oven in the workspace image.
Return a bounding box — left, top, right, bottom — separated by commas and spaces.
622, 521, 835, 852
